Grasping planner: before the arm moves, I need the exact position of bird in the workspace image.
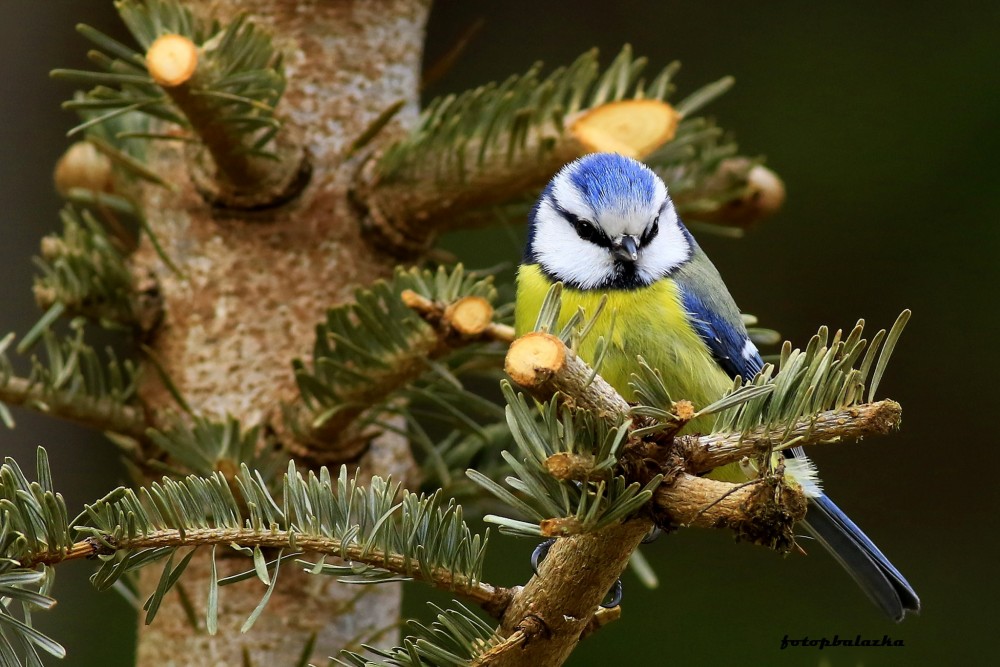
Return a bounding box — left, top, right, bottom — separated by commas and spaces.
514, 152, 920, 621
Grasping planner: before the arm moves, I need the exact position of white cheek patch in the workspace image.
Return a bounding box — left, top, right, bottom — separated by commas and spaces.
533, 202, 615, 289
635, 206, 690, 280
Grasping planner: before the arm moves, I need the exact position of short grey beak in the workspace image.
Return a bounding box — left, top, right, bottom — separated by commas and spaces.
612, 235, 640, 263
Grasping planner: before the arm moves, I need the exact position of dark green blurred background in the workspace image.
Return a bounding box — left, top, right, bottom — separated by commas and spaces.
2, 2, 997, 665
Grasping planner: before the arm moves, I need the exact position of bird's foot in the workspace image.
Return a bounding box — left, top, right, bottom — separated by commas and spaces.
641, 527, 663, 544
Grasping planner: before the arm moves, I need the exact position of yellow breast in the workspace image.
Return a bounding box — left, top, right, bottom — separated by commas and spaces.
515, 264, 732, 429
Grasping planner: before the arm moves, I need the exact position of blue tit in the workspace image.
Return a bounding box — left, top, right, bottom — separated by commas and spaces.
515, 152, 920, 621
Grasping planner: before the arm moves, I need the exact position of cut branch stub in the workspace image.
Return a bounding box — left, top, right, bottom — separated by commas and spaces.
444, 296, 494, 336
147, 34, 198, 87
504, 332, 565, 386
144, 36, 308, 210
53, 142, 114, 196
543, 452, 601, 482
400, 288, 514, 343
504, 332, 629, 419
570, 99, 680, 159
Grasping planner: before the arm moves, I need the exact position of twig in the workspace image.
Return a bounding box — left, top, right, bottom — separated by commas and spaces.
496, 330, 903, 662
401, 289, 514, 343
0, 376, 147, 439
672, 157, 785, 228
679, 400, 902, 473
502, 331, 799, 530
292, 289, 510, 460
21, 528, 511, 612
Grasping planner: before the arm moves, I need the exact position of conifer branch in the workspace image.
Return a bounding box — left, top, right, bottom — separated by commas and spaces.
0, 375, 145, 439
501, 320, 906, 534
679, 399, 902, 474
1, 453, 509, 667
356, 46, 741, 254
0, 325, 146, 438
401, 289, 515, 344
672, 158, 785, 229
337, 602, 501, 667
29, 527, 504, 609
53, 0, 306, 209
648, 123, 786, 232
492, 340, 793, 660
0, 449, 75, 662
290, 265, 509, 460
504, 331, 629, 420
32, 205, 145, 329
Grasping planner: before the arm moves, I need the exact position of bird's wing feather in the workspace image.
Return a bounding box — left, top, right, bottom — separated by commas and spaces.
679, 286, 762, 380
672, 246, 764, 381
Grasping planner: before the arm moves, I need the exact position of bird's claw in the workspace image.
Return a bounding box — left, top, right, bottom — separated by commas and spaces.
641, 527, 662, 544
530, 538, 554, 575
602, 578, 623, 608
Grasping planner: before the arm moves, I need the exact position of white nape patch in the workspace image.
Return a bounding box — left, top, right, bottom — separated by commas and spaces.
533, 198, 617, 289
784, 455, 824, 498
742, 338, 760, 361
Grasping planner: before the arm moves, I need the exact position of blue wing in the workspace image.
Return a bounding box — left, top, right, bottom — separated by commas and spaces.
674, 245, 920, 621
679, 286, 763, 381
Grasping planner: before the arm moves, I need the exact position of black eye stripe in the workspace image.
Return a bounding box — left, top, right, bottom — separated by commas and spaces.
554, 205, 612, 248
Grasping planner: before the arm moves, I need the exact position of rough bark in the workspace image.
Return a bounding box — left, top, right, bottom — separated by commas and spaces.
491, 519, 654, 667
130, 1, 431, 663
138, 550, 402, 666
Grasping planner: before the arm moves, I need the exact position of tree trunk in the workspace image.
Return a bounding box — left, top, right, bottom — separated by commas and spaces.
131, 1, 430, 663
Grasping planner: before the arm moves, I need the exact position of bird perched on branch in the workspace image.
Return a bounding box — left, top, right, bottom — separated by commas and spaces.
515, 152, 919, 621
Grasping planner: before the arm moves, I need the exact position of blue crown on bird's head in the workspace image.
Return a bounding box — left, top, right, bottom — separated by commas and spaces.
564, 153, 660, 217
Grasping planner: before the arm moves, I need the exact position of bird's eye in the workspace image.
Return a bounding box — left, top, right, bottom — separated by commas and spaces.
563, 211, 598, 241
575, 219, 597, 241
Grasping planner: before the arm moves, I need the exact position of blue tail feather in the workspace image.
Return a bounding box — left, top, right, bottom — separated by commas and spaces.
801, 493, 921, 622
